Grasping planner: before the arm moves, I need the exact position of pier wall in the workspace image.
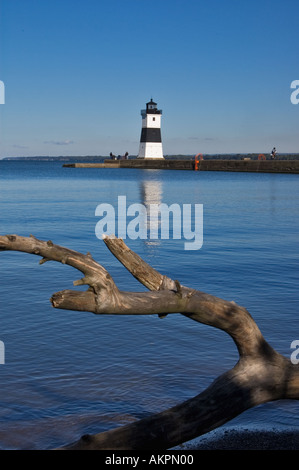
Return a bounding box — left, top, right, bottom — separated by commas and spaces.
63, 159, 299, 173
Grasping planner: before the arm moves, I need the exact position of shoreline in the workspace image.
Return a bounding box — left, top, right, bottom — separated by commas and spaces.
175, 427, 299, 450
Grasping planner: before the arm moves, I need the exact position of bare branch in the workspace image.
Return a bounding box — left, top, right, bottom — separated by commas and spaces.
103, 235, 177, 291
0, 234, 115, 293
59, 357, 299, 450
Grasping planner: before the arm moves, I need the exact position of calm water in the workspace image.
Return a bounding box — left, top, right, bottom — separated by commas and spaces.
0, 161, 298, 449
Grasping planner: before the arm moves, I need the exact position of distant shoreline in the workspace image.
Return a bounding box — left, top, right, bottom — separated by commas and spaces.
2, 154, 299, 162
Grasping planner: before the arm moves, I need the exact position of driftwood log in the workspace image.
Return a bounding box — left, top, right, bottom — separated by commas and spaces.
0, 233, 298, 450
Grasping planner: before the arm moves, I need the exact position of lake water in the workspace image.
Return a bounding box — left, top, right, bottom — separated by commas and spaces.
0, 160, 298, 449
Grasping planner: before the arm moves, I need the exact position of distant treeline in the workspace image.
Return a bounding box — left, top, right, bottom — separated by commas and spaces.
2, 154, 299, 161
2, 156, 107, 162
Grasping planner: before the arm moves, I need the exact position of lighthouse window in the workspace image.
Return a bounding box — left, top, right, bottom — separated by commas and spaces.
153, 117, 155, 121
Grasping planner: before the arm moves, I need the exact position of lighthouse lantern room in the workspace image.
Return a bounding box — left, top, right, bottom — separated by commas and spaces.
138, 99, 164, 159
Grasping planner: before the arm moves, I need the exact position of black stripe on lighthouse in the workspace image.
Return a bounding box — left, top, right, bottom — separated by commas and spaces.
140, 128, 162, 143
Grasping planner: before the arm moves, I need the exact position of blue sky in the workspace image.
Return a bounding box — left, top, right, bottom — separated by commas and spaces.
0, 0, 298, 157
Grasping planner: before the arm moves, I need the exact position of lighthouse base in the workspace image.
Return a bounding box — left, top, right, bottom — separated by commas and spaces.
138, 142, 164, 159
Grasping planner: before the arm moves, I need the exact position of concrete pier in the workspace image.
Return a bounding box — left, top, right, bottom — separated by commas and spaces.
63, 158, 299, 173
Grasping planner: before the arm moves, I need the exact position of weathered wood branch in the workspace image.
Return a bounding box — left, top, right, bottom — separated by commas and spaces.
0, 233, 298, 450
104, 235, 275, 358
61, 357, 299, 450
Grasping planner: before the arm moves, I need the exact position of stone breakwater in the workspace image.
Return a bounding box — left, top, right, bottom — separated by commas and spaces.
63, 159, 299, 173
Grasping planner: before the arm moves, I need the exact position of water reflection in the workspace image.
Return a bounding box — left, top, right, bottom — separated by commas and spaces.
1, 163, 299, 449
139, 179, 163, 247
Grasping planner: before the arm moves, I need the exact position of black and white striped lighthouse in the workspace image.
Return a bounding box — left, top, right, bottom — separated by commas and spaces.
138, 99, 164, 159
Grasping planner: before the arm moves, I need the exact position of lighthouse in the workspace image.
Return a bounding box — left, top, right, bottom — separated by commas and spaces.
138, 99, 164, 159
